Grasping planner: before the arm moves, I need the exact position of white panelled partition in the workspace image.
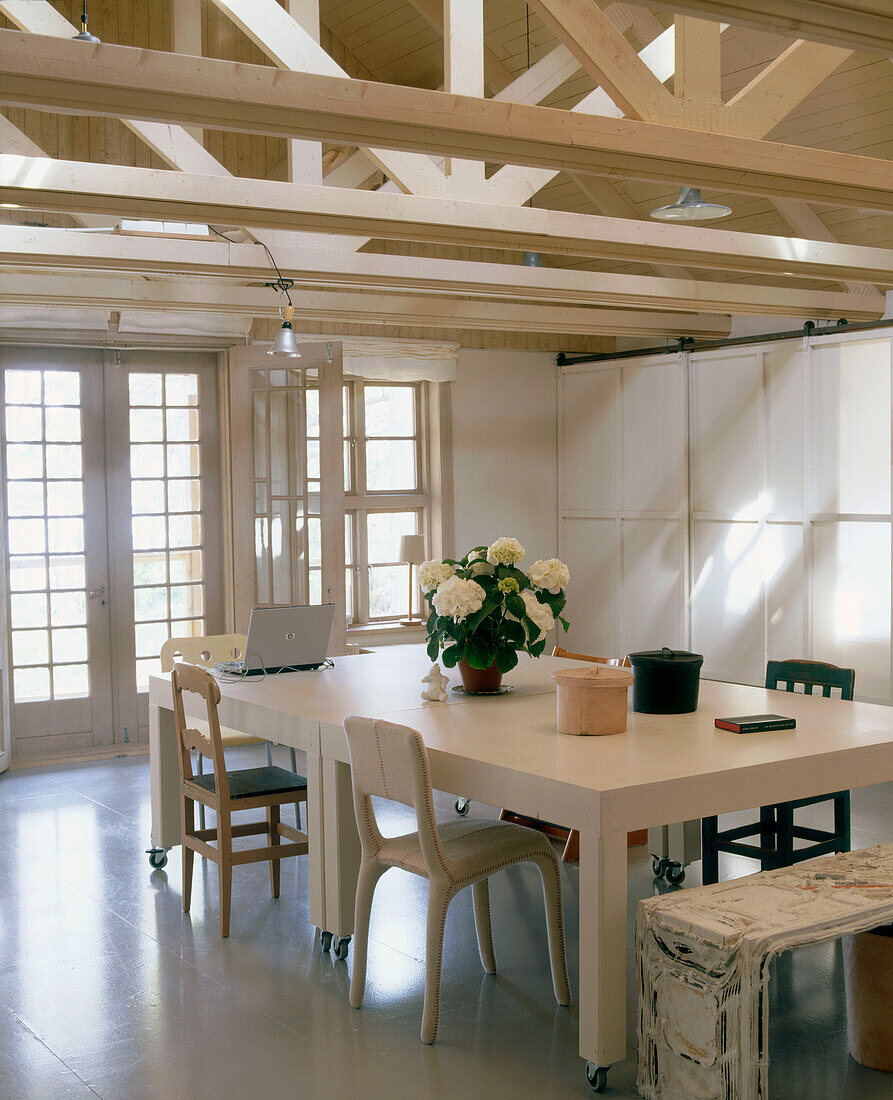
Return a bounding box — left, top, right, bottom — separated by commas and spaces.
559, 331, 893, 704
559, 353, 688, 661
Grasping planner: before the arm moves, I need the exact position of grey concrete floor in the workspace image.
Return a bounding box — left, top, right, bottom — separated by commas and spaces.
1, 752, 893, 1099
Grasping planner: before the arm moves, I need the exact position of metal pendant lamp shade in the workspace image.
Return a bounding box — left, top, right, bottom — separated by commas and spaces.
267, 304, 301, 357
72, 1, 100, 41
650, 186, 731, 222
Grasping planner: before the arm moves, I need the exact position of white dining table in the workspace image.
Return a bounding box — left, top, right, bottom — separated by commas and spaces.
149, 646, 893, 1090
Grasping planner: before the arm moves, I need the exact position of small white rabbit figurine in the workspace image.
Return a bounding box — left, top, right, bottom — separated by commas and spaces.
420, 662, 450, 702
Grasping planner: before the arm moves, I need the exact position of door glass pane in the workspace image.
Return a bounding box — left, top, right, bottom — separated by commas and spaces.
44, 372, 80, 406
53, 664, 89, 699
13, 667, 50, 703
128, 371, 206, 691
11, 593, 48, 629
47, 481, 83, 517
51, 627, 88, 663
45, 407, 81, 442
5, 370, 41, 404
131, 480, 166, 514
50, 591, 87, 626
6, 406, 42, 441
7, 444, 43, 479
3, 370, 89, 703
6, 482, 44, 516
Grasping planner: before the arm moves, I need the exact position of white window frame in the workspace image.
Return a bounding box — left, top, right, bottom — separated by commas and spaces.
344, 378, 430, 625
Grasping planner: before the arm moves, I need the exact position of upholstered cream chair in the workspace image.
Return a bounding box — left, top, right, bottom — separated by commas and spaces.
343, 715, 571, 1044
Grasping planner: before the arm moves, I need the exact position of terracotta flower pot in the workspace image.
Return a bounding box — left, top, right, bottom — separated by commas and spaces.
458, 659, 503, 693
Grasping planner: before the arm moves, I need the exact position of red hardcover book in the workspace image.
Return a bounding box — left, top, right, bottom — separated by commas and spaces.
714, 713, 796, 733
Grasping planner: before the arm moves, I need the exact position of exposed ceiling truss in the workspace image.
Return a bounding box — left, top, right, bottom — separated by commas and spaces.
0, 0, 888, 345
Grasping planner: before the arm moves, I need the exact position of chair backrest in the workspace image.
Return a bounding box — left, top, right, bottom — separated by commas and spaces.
765, 658, 855, 701
343, 715, 448, 872
160, 633, 247, 674
552, 645, 631, 668
171, 664, 230, 796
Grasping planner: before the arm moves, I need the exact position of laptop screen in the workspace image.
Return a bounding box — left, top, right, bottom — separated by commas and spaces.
243, 604, 336, 670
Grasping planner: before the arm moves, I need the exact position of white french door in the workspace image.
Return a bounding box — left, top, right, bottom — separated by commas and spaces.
0, 348, 222, 762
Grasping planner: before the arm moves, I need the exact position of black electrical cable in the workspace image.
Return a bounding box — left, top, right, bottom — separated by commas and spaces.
208, 224, 294, 305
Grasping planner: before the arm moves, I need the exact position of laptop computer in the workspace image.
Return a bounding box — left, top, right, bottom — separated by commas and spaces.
216, 604, 336, 676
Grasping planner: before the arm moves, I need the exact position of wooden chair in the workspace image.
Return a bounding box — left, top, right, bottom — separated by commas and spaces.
161, 634, 277, 828
172, 663, 309, 937
499, 646, 634, 862
701, 658, 855, 885
343, 715, 570, 1044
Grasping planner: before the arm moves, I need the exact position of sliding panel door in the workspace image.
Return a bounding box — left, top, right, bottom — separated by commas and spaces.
559, 354, 686, 658
809, 336, 892, 702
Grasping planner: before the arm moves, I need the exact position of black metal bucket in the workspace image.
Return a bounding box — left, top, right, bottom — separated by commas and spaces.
628, 647, 704, 714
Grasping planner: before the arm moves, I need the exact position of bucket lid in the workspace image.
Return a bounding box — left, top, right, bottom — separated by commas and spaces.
628, 647, 704, 669
552, 665, 633, 687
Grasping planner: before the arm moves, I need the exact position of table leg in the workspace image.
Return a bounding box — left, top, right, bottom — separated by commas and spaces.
322, 755, 361, 940
149, 703, 182, 851
578, 827, 629, 1070
304, 749, 326, 933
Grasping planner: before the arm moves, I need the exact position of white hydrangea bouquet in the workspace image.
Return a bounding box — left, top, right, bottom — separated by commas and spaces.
420, 537, 570, 686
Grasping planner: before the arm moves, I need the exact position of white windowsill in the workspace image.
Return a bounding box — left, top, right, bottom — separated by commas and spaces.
347, 622, 426, 648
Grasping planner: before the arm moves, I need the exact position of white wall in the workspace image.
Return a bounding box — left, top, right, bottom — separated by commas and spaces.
451, 349, 558, 563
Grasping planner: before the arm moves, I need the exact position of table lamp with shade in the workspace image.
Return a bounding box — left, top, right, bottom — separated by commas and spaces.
399, 534, 426, 627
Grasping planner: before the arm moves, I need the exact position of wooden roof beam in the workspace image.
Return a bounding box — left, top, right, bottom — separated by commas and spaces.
0, 270, 731, 339
3, 32, 889, 212
2, 157, 892, 285
526, 0, 682, 121
0, 225, 883, 320
205, 0, 466, 199
620, 0, 893, 56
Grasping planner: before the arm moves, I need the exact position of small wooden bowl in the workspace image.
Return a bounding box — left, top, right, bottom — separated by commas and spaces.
552, 665, 633, 736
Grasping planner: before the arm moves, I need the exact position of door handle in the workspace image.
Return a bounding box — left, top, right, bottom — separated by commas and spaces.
88, 586, 106, 599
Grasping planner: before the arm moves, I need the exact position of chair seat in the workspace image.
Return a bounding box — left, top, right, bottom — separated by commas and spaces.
187, 765, 307, 800
379, 818, 554, 884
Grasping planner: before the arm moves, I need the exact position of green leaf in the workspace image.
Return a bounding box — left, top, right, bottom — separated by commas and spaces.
426, 637, 439, 661
494, 646, 519, 674
558, 616, 570, 632
529, 638, 547, 658
426, 610, 437, 632
464, 635, 494, 669
537, 590, 565, 615
467, 600, 498, 633
501, 618, 526, 647
522, 615, 541, 644
508, 565, 528, 584
441, 644, 462, 668
505, 592, 525, 619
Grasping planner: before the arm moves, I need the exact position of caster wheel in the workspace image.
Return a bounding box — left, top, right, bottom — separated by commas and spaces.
665, 863, 686, 885
652, 856, 667, 877
586, 1063, 610, 1091
455, 798, 470, 816
320, 931, 333, 952
333, 935, 351, 961
146, 848, 168, 870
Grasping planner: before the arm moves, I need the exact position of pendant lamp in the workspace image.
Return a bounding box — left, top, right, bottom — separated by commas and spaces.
268, 301, 301, 357
72, 1, 100, 42
650, 186, 731, 222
